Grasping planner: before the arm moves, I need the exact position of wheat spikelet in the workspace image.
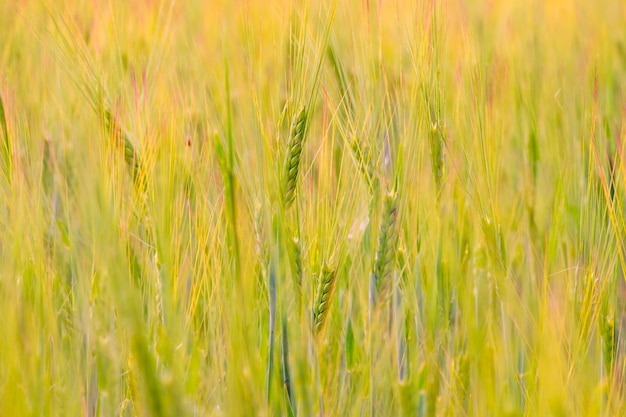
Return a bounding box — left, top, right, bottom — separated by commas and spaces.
253, 202, 266, 261
313, 266, 337, 334
282, 108, 307, 209
372, 191, 398, 298
103, 108, 142, 183
289, 235, 303, 286
0, 90, 10, 183
429, 120, 446, 193
350, 136, 378, 195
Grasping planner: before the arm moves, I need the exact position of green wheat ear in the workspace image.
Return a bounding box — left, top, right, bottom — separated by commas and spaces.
372, 190, 398, 299
289, 235, 303, 288
429, 120, 446, 194
103, 108, 142, 184
313, 266, 337, 335
0, 91, 10, 184
282, 108, 307, 209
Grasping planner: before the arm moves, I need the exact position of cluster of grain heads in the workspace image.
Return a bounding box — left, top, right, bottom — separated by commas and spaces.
313, 265, 338, 335
282, 108, 308, 209
372, 190, 399, 303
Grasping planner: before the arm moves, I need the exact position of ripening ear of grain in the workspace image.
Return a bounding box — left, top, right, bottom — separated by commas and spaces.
282, 107, 308, 209
289, 234, 304, 304
428, 120, 445, 194
372, 190, 399, 302
313, 266, 337, 334
0, 90, 10, 184
103, 108, 144, 186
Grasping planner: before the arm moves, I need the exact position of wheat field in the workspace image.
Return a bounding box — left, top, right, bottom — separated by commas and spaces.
1, 0, 626, 416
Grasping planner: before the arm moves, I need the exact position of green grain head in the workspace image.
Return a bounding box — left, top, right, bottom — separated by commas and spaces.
373, 190, 399, 298
313, 266, 337, 335
282, 108, 307, 209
